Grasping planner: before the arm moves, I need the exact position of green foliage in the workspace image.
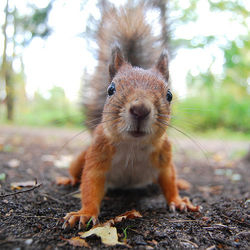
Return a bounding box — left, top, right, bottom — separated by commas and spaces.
172, 0, 250, 98
18, 1, 53, 45
208, 0, 249, 19
14, 87, 84, 127
170, 0, 199, 24
222, 34, 250, 95
172, 90, 250, 133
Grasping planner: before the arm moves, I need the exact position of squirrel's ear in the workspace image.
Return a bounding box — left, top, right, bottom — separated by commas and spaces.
109, 45, 125, 80
155, 50, 169, 81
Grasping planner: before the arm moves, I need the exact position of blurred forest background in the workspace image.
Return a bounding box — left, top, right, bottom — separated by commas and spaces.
0, 0, 249, 139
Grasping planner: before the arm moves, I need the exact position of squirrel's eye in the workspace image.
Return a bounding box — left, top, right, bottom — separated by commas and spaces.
166, 89, 172, 102
107, 82, 116, 96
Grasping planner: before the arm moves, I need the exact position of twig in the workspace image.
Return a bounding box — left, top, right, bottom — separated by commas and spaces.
168, 219, 198, 223
206, 245, 216, 250
0, 214, 60, 220
63, 189, 80, 197
221, 213, 250, 227
41, 192, 63, 204
0, 183, 42, 198
180, 239, 198, 248
203, 224, 236, 230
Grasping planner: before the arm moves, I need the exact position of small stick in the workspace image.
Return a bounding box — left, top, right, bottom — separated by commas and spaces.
0, 214, 59, 220
41, 192, 63, 204
180, 239, 198, 248
221, 213, 250, 227
168, 219, 197, 223
63, 189, 80, 197
0, 183, 42, 198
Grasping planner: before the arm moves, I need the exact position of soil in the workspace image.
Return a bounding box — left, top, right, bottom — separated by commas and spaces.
0, 125, 249, 249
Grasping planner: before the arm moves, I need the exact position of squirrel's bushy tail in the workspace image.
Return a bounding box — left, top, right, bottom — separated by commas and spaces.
84, 3, 164, 131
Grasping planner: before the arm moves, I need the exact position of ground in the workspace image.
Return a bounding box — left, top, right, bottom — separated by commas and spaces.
0, 125, 249, 249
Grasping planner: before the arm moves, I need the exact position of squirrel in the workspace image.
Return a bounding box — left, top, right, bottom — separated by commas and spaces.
57, 3, 200, 229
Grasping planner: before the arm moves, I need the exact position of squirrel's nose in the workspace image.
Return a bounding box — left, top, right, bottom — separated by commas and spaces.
129, 104, 151, 120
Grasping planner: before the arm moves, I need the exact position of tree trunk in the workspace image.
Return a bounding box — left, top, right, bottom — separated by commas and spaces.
5, 67, 14, 120
1, 0, 14, 120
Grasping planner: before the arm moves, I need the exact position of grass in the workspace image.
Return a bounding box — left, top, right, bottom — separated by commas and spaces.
122, 226, 133, 242
85, 217, 93, 230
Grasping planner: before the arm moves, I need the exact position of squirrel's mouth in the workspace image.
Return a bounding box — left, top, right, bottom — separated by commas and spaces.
128, 130, 146, 137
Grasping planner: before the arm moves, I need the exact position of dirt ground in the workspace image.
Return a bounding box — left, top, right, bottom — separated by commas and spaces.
0, 125, 249, 249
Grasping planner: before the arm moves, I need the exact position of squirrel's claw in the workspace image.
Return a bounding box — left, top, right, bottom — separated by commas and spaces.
169, 202, 176, 213
62, 211, 98, 229
169, 196, 200, 212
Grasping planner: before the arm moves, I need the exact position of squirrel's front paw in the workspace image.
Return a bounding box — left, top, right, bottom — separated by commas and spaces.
62, 210, 98, 229
169, 196, 201, 213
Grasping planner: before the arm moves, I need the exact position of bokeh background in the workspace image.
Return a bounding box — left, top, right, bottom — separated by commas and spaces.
0, 0, 249, 140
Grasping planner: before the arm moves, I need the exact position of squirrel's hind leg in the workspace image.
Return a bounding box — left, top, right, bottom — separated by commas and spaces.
56, 150, 87, 186
177, 178, 191, 190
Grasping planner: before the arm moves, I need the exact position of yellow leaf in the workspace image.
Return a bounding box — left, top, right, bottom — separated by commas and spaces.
80, 225, 124, 246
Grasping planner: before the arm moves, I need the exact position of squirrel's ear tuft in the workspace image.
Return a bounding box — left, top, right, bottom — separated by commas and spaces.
155, 50, 169, 81
109, 44, 125, 80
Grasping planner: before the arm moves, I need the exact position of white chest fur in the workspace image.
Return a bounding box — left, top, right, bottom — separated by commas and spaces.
106, 142, 159, 188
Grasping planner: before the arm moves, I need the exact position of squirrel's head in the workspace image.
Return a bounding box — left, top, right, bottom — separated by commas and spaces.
102, 45, 172, 142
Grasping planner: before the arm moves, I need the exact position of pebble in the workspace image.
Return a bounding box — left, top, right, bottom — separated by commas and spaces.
25, 239, 33, 245
7, 159, 20, 168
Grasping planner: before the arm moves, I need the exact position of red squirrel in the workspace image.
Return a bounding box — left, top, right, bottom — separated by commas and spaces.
57, 4, 200, 229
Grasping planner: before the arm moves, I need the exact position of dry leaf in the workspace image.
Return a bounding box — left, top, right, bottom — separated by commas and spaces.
11, 180, 36, 190
79, 210, 142, 246
72, 192, 81, 199
7, 159, 20, 168
65, 236, 89, 247
80, 225, 123, 246
104, 209, 142, 226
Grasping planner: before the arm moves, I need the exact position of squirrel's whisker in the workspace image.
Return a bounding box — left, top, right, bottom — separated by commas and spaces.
157, 118, 209, 164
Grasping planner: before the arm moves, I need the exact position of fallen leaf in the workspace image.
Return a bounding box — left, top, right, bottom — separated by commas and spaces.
72, 192, 81, 199
65, 236, 89, 247
104, 209, 142, 226
78, 210, 142, 246
11, 180, 37, 190
80, 225, 123, 246
7, 159, 20, 168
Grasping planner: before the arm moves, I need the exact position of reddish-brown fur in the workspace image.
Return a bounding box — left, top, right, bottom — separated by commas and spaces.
58, 4, 200, 229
